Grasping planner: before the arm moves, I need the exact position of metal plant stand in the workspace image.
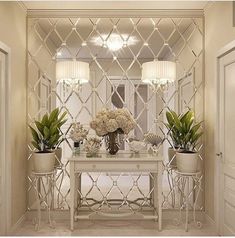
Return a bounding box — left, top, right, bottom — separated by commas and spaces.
174, 170, 203, 232
31, 171, 56, 231
166, 165, 177, 208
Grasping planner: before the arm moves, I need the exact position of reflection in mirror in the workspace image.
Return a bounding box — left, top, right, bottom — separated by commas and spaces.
27, 17, 204, 211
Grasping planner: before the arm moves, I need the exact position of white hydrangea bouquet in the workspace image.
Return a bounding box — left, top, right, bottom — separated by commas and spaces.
90, 108, 136, 155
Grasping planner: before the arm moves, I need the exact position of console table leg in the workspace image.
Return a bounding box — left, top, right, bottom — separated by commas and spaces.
149, 173, 154, 206
153, 173, 158, 222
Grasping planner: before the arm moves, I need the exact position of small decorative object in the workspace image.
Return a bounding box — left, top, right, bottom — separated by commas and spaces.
144, 133, 162, 154
166, 110, 203, 173
90, 108, 136, 155
128, 140, 146, 153
144, 133, 162, 147
29, 108, 67, 173
84, 137, 102, 157
70, 122, 89, 155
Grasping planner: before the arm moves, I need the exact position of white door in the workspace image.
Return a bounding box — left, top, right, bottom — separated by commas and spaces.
0, 50, 6, 235
218, 50, 235, 235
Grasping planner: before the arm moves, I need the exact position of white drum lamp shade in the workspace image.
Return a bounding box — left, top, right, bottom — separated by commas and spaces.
56, 61, 90, 85
141, 61, 176, 85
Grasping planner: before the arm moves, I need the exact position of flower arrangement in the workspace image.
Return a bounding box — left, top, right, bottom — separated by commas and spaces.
84, 137, 102, 157
90, 108, 136, 155
70, 122, 89, 143
90, 108, 136, 136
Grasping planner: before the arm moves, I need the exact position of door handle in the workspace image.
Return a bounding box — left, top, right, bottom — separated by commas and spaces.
216, 152, 223, 162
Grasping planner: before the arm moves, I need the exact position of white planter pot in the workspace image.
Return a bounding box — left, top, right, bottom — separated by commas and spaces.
33, 152, 55, 173
176, 152, 198, 173
54, 147, 62, 168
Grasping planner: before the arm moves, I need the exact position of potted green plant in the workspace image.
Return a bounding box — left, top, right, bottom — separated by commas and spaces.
167, 110, 203, 173
29, 108, 67, 173
165, 110, 182, 166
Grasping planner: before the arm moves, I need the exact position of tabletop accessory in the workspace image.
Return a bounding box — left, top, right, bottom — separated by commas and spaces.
128, 139, 146, 153
84, 137, 102, 157
70, 122, 89, 155
144, 133, 162, 154
90, 108, 136, 155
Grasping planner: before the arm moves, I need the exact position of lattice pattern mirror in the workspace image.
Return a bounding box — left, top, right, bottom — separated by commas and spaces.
27, 16, 204, 212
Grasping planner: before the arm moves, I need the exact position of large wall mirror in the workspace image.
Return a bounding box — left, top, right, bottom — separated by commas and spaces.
27, 16, 204, 211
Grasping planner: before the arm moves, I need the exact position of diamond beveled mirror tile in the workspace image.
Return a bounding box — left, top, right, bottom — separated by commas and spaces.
27, 16, 204, 211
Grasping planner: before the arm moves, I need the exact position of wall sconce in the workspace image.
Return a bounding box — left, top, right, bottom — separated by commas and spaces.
56, 60, 90, 88
141, 60, 176, 90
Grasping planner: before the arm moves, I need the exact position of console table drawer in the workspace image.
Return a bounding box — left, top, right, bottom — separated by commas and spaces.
74, 162, 159, 172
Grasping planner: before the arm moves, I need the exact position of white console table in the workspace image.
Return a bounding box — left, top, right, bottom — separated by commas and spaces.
69, 151, 163, 231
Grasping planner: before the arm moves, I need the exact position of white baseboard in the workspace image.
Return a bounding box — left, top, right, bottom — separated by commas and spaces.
9, 213, 27, 235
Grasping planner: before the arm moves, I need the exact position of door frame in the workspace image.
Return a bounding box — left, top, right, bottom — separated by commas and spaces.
0, 41, 11, 234
215, 39, 235, 234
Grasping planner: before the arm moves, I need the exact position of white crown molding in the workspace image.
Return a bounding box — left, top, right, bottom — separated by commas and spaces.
27, 9, 204, 18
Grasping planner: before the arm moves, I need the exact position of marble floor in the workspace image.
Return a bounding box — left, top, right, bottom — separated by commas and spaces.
13, 218, 218, 236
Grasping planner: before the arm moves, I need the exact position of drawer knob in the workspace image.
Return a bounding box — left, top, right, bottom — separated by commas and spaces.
136, 164, 140, 169
92, 164, 96, 169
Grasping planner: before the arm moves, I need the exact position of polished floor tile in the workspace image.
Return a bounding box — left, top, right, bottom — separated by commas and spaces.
12, 218, 217, 236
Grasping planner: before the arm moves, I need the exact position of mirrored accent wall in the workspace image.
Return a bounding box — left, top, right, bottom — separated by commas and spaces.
27, 16, 204, 211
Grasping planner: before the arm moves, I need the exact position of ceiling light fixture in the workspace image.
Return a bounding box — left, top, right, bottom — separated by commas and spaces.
92, 33, 137, 52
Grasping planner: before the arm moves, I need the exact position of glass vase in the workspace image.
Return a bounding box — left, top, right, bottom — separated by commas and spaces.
105, 131, 120, 155
73, 141, 81, 156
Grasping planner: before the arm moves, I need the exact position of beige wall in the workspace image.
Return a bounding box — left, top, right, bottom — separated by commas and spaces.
0, 2, 27, 227
205, 1, 235, 220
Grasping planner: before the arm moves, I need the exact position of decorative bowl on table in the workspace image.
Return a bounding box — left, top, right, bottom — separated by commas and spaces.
84, 137, 102, 157
128, 140, 146, 153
